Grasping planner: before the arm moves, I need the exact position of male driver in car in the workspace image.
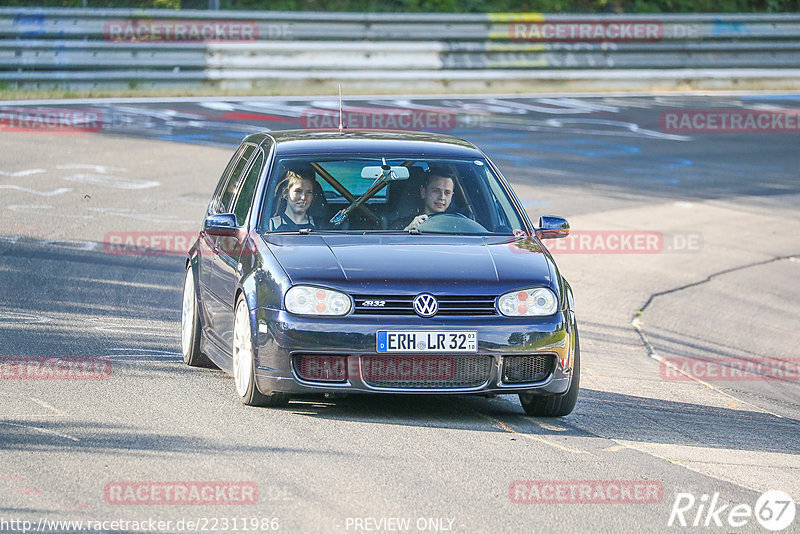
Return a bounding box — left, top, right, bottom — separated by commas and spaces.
399, 172, 456, 231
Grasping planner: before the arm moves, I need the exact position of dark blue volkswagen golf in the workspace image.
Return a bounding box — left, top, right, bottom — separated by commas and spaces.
182, 130, 579, 416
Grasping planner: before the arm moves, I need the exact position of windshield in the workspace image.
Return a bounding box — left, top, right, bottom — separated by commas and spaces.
260, 155, 527, 235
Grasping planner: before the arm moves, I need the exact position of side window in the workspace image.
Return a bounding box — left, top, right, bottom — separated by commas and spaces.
219, 144, 256, 213
232, 150, 265, 226
209, 145, 246, 215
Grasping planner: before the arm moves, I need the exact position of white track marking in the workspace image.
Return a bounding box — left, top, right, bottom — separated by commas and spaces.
30, 398, 67, 417
199, 102, 236, 111
0, 421, 79, 442
0, 169, 46, 177
56, 164, 127, 173
543, 118, 690, 141
0, 185, 72, 196
0, 90, 793, 107
6, 204, 92, 220
7, 204, 53, 212
0, 311, 53, 324
0, 234, 97, 251
39, 239, 99, 252
87, 207, 193, 224
62, 173, 159, 190
87, 318, 179, 338
486, 97, 620, 114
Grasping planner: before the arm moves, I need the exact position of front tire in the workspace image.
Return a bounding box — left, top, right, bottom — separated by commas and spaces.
519, 331, 580, 417
232, 296, 289, 407
181, 265, 215, 368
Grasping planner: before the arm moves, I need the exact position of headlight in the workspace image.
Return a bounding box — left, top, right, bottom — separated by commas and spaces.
285, 286, 352, 316
497, 288, 557, 317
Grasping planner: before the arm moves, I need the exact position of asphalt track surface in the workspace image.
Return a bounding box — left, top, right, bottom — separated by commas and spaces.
0, 93, 799, 534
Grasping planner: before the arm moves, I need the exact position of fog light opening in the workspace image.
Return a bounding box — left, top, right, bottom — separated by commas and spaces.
296, 355, 348, 382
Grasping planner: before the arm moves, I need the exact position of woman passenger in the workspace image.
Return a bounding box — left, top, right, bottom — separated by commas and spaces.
269, 170, 318, 232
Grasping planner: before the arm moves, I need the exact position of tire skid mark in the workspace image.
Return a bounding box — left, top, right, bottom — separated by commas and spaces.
474, 411, 590, 455
0, 471, 94, 516
528, 419, 568, 432
103, 347, 182, 361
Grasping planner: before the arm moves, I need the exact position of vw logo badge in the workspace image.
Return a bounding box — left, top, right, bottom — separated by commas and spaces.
413, 293, 438, 318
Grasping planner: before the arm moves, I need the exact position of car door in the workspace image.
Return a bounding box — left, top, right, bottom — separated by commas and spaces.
211, 147, 266, 349
198, 143, 246, 305
202, 144, 256, 349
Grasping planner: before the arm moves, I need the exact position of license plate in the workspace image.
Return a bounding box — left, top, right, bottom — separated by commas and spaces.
376, 331, 477, 353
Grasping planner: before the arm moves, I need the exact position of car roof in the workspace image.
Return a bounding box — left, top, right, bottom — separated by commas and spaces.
245, 130, 485, 158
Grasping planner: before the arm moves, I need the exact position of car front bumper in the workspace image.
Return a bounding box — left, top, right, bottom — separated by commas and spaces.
252, 308, 577, 396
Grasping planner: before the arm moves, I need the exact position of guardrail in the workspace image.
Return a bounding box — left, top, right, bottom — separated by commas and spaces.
2, 8, 800, 92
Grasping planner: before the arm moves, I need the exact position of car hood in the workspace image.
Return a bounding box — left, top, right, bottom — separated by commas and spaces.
263, 234, 554, 293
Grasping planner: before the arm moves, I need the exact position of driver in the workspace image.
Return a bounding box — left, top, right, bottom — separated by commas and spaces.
396, 172, 455, 231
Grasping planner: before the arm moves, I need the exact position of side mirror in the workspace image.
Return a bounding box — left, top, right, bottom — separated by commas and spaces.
204, 213, 238, 236
536, 216, 570, 239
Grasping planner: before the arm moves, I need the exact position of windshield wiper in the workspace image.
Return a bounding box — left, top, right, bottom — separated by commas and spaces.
266, 228, 325, 235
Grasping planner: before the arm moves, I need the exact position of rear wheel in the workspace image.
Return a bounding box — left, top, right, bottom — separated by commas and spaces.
233, 296, 289, 407
181, 265, 215, 368
519, 332, 580, 417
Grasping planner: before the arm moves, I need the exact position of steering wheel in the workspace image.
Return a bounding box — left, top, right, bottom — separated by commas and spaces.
416, 212, 488, 233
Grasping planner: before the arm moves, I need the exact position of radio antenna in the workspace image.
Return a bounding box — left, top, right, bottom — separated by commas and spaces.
338, 84, 344, 135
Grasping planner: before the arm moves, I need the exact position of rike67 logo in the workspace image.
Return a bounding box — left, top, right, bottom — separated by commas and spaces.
669, 490, 795, 531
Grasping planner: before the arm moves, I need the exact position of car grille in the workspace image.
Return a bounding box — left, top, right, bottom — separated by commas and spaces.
294, 355, 348, 382
352, 295, 496, 316
501, 354, 555, 384
360, 354, 492, 389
